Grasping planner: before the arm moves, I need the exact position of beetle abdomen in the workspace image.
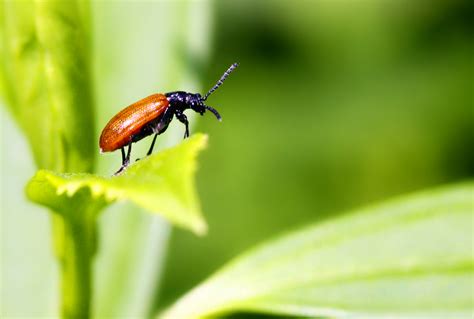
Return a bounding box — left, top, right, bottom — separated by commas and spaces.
99, 94, 169, 152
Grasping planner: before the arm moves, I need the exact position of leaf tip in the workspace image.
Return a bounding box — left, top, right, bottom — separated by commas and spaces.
24, 169, 48, 199
190, 133, 209, 150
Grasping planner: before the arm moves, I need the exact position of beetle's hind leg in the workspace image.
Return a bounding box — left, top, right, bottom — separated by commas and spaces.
114, 143, 132, 175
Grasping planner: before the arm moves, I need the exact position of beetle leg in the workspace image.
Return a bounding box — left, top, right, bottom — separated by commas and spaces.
113, 147, 127, 175
121, 147, 126, 164
140, 109, 173, 159
146, 133, 158, 156
176, 112, 189, 138
125, 142, 132, 164
114, 143, 132, 176
137, 132, 158, 161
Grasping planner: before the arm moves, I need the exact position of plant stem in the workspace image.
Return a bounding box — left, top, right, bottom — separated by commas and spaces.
54, 213, 96, 319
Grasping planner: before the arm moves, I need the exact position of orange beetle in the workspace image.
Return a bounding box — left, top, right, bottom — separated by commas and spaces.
100, 63, 238, 175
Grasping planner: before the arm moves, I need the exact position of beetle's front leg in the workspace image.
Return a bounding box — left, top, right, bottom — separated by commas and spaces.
175, 111, 189, 138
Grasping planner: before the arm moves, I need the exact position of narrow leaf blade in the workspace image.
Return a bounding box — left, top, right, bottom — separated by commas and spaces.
162, 183, 474, 318
26, 134, 208, 235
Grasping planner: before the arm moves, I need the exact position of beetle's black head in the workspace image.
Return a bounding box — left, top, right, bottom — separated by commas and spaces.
167, 63, 238, 121
187, 93, 222, 121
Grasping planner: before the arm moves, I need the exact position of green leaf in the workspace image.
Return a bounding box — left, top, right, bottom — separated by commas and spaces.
0, 2, 5, 102
1, 0, 94, 172
26, 134, 209, 235
162, 183, 474, 318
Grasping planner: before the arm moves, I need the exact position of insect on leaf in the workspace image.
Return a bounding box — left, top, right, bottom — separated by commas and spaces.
26, 134, 209, 235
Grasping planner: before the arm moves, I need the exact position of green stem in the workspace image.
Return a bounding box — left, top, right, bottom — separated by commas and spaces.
53, 212, 97, 319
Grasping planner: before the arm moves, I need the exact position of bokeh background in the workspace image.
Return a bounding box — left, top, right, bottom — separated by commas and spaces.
1, 0, 472, 317
158, 0, 473, 311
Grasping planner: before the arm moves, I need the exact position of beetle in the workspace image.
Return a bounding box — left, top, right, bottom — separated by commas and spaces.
99, 63, 238, 175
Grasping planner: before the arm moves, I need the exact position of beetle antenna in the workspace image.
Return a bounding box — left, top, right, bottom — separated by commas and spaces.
205, 105, 222, 121
202, 63, 238, 101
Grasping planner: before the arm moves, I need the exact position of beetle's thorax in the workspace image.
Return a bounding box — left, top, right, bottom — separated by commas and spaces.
165, 91, 203, 113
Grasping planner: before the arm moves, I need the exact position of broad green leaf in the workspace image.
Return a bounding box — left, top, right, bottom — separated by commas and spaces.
26, 134, 208, 235
162, 183, 474, 318
1, 0, 94, 172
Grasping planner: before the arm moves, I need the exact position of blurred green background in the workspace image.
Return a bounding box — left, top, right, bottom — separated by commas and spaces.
157, 0, 472, 311
1, 0, 472, 317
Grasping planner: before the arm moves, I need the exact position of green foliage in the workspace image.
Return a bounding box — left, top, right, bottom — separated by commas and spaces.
0, 0, 94, 172
162, 183, 474, 318
160, 2, 472, 305
25, 133, 207, 317
2, 1, 211, 317
2, 1, 471, 318
2, 2, 97, 316
26, 134, 209, 235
